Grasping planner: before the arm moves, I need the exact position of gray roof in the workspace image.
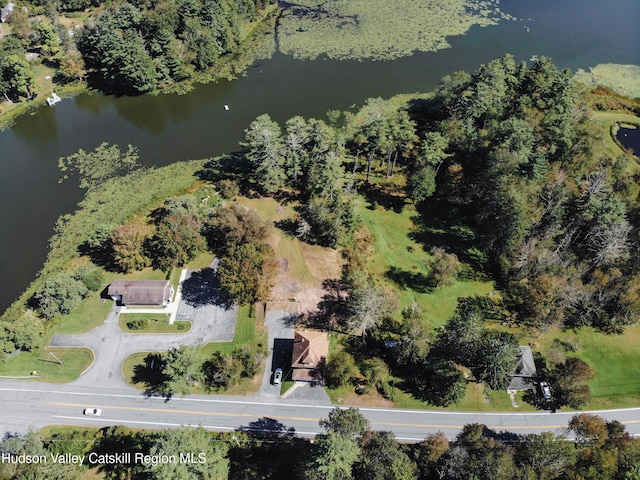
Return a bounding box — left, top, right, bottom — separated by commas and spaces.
1, 3, 15, 21
507, 346, 537, 391
107, 280, 172, 305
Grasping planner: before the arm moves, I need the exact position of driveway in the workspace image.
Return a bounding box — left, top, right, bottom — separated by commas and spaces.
254, 310, 331, 405
51, 269, 237, 391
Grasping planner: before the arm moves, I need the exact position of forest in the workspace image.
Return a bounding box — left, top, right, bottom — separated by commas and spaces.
0, 0, 276, 105
1, 408, 639, 479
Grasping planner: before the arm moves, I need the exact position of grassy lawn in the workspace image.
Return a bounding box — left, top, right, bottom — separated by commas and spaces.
0, 347, 93, 383
568, 326, 640, 409
237, 196, 320, 286
186, 251, 216, 270
118, 314, 191, 334
51, 290, 113, 336
123, 304, 266, 395
202, 304, 258, 356
359, 203, 494, 328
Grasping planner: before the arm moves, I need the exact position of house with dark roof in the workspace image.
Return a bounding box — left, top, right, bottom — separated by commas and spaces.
506, 346, 537, 393
107, 280, 174, 306
291, 330, 329, 383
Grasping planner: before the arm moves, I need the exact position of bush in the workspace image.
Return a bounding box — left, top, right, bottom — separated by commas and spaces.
325, 351, 357, 388
218, 179, 240, 199
127, 318, 148, 330
73, 264, 104, 291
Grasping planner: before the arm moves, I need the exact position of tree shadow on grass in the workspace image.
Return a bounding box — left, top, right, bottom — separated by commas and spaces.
300, 280, 349, 332
196, 153, 265, 198
240, 417, 296, 438
360, 183, 406, 213
181, 268, 233, 309
274, 218, 299, 237
385, 266, 434, 293
131, 353, 171, 399
411, 200, 491, 277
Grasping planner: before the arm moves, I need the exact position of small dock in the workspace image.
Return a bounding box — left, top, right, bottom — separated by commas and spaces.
46, 93, 61, 106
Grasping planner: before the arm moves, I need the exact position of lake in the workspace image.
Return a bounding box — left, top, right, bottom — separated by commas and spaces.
0, 0, 639, 312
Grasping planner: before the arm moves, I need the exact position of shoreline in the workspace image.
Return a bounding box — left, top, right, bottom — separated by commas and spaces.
0, 5, 280, 131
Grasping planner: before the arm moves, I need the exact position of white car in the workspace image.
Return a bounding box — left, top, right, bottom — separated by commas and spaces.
272, 368, 283, 385
539, 382, 552, 400
83, 408, 102, 416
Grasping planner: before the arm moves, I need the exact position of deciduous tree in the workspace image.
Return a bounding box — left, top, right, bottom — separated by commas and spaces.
147, 426, 229, 480
217, 242, 276, 305
345, 285, 397, 338
319, 407, 369, 439
157, 344, 203, 395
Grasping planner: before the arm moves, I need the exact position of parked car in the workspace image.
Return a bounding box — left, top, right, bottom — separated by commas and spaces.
83, 408, 102, 416
539, 382, 552, 400
272, 368, 283, 385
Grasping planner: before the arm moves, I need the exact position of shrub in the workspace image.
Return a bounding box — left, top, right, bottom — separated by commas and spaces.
127, 318, 148, 330
218, 179, 240, 199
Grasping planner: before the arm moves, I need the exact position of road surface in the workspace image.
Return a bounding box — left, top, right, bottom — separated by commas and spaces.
1, 380, 639, 442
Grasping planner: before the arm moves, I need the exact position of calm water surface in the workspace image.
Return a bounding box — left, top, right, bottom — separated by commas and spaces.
617, 127, 640, 156
0, 0, 639, 312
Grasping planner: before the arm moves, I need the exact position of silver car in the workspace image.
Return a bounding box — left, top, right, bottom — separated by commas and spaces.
539, 382, 551, 399
83, 408, 102, 416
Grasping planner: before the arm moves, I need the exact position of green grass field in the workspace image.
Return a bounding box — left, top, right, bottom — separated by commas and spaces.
0, 347, 93, 383
571, 326, 640, 409
359, 203, 494, 328
327, 196, 640, 411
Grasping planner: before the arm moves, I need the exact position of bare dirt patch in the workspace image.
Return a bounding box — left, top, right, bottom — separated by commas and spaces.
237, 196, 344, 314
269, 244, 343, 313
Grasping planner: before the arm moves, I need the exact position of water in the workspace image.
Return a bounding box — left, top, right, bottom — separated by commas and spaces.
0, 0, 639, 312
617, 127, 640, 156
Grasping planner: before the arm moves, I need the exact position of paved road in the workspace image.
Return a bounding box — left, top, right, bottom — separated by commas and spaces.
1, 381, 639, 441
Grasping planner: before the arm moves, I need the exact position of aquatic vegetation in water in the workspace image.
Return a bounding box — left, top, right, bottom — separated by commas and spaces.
277, 0, 510, 61
574, 64, 640, 99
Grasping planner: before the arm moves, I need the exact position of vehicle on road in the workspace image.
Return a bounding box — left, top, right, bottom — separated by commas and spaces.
272, 368, 283, 385
539, 382, 552, 400
83, 408, 102, 416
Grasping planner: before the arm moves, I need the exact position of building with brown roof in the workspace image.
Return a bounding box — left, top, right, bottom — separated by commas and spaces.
107, 280, 174, 306
291, 330, 329, 383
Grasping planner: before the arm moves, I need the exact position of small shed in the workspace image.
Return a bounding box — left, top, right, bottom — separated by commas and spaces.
506, 346, 537, 393
291, 330, 329, 383
1, 3, 15, 22
107, 280, 174, 306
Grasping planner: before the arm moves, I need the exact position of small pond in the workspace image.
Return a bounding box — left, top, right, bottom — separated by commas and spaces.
616, 126, 640, 157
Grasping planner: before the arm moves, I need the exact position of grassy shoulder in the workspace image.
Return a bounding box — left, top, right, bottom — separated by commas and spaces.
118, 314, 191, 334
0, 347, 93, 383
